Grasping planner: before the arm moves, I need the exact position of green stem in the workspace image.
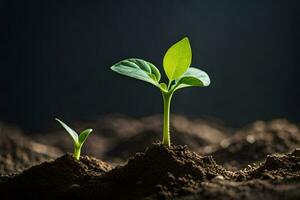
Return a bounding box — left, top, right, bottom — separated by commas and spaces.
162, 92, 173, 147
74, 144, 81, 160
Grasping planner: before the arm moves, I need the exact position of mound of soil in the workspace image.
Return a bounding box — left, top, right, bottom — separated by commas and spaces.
204, 119, 300, 169
0, 122, 62, 174
244, 148, 300, 181
84, 143, 233, 200
0, 153, 112, 199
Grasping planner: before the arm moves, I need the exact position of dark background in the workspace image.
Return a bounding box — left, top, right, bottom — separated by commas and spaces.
2, 0, 300, 133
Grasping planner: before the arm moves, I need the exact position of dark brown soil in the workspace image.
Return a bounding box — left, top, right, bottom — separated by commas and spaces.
0, 153, 112, 199
0, 122, 62, 174
202, 119, 300, 169
193, 149, 300, 200
244, 148, 300, 181
82, 143, 234, 200
1, 116, 300, 199
184, 180, 300, 200
1, 144, 300, 200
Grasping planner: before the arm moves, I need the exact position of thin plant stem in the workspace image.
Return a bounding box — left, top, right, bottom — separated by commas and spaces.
73, 144, 81, 160
162, 92, 173, 147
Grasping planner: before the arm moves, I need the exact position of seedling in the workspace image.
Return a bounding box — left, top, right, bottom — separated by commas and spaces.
55, 118, 93, 160
111, 37, 210, 147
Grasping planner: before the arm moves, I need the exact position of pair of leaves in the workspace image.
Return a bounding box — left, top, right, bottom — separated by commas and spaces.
55, 118, 93, 146
110, 37, 210, 92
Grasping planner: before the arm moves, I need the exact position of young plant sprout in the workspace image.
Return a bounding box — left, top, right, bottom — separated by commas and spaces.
110, 37, 210, 147
55, 118, 93, 160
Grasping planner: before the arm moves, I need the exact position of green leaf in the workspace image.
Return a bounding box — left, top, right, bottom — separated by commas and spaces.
55, 118, 78, 143
173, 67, 210, 90
111, 58, 161, 86
78, 129, 93, 145
163, 37, 192, 81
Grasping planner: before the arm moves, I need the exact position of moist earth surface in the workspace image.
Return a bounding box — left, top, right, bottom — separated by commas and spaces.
0, 115, 299, 199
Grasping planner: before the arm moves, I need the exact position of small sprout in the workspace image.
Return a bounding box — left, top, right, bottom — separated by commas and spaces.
55, 118, 93, 160
111, 37, 210, 147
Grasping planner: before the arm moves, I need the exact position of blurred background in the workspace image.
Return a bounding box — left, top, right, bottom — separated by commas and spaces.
2, 0, 300, 132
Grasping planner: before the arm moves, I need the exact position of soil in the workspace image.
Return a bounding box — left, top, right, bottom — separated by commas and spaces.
1, 116, 300, 199
0, 153, 112, 199
202, 119, 300, 169
0, 122, 62, 174
82, 143, 234, 200
1, 144, 300, 200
